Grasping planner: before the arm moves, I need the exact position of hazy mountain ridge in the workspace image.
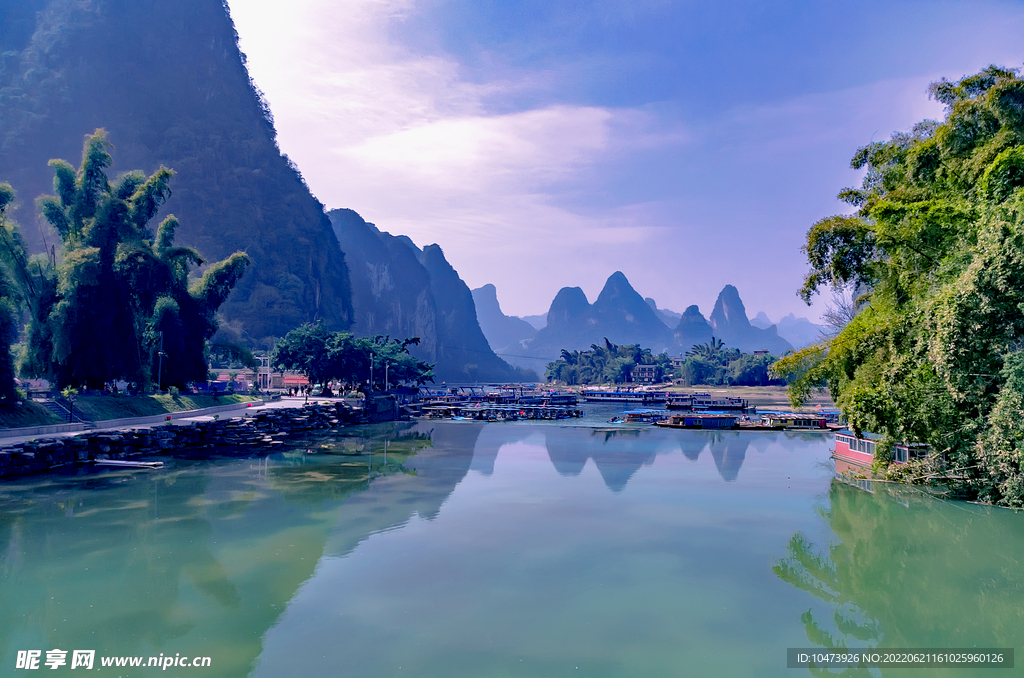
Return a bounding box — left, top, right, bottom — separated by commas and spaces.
471, 284, 538, 354
330, 209, 537, 383
510, 272, 675, 373
520, 313, 548, 330
0, 0, 352, 341
645, 298, 682, 327
751, 312, 824, 348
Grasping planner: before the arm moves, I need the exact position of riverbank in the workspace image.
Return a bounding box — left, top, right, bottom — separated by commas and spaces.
0, 402, 355, 478
0, 401, 65, 428
70, 393, 258, 421
0, 393, 260, 431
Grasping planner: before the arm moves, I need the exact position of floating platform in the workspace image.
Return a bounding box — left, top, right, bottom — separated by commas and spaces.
424, 403, 584, 421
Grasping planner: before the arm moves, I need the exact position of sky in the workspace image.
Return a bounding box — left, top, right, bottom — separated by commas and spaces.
227, 0, 1024, 322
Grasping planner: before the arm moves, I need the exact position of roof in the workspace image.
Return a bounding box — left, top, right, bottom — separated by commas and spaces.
834, 429, 883, 441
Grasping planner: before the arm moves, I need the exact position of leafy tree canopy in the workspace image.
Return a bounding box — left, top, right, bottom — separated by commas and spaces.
272, 320, 434, 390
0, 184, 22, 402
678, 337, 785, 387
0, 130, 249, 389
774, 65, 1024, 506
546, 338, 671, 385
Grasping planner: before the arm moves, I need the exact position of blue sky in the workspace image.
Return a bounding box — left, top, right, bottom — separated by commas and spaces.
229, 0, 1024, 321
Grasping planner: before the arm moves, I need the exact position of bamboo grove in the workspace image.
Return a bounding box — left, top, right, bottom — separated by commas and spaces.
0, 130, 250, 393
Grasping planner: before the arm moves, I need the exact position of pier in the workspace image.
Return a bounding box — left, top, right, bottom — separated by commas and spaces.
424, 403, 583, 421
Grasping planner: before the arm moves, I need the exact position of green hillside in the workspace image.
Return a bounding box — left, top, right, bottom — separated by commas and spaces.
0, 0, 352, 343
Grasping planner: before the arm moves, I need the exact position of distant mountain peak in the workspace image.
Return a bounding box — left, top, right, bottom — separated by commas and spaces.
707, 285, 792, 354
594, 271, 639, 306
471, 283, 537, 354
710, 284, 751, 331
593, 271, 670, 331
547, 287, 591, 327
677, 305, 708, 327
751, 311, 773, 330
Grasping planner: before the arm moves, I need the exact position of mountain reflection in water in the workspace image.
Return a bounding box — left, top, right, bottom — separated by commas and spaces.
537, 426, 809, 489
0, 421, 831, 678
0, 422, 468, 678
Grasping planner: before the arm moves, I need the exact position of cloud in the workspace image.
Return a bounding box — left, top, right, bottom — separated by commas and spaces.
228, 0, 1018, 322
229, 0, 688, 314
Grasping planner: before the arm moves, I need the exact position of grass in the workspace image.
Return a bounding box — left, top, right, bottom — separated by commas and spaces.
72, 393, 258, 422
0, 401, 66, 429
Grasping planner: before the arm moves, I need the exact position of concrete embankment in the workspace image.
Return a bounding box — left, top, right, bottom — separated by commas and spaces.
0, 401, 381, 479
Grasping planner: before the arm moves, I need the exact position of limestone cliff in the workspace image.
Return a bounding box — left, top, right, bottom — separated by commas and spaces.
0, 0, 352, 341
330, 209, 537, 382
707, 285, 793, 354
471, 284, 538, 354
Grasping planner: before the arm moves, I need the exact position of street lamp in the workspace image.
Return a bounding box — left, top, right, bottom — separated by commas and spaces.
385, 362, 389, 391
369, 352, 374, 392
157, 351, 167, 391
156, 331, 166, 392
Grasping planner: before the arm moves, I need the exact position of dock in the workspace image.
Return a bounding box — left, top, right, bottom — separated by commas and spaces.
423, 403, 583, 421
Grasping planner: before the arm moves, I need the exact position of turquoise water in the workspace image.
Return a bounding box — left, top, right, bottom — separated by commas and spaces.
1, 417, 1021, 676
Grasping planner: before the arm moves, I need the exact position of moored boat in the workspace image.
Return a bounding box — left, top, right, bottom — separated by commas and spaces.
581, 389, 667, 404
654, 413, 739, 429
620, 408, 670, 423
666, 392, 748, 410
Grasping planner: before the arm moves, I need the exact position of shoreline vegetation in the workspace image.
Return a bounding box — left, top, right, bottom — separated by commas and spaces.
545, 338, 785, 388
773, 66, 1024, 507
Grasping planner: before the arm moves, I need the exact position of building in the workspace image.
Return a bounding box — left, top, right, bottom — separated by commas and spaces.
833, 430, 930, 475
631, 364, 659, 384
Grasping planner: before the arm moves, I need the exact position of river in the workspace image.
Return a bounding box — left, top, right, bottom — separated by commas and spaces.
1, 412, 1020, 676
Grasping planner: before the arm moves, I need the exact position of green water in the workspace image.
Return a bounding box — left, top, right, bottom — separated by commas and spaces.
0, 419, 1021, 677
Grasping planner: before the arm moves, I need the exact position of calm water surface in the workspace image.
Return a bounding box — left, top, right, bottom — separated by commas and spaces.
1, 412, 1022, 677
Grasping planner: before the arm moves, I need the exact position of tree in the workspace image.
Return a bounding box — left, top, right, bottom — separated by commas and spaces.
687, 336, 727, 362
270, 320, 338, 388
774, 65, 1024, 505
0, 184, 22, 403
546, 338, 671, 385
272, 321, 434, 390
2, 130, 250, 389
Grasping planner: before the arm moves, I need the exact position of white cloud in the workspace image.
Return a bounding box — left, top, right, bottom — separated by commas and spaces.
228, 0, 687, 315
227, 0, 1009, 323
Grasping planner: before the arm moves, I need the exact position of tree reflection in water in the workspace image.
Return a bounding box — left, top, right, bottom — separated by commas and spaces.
0, 422, 462, 678
774, 479, 1024, 672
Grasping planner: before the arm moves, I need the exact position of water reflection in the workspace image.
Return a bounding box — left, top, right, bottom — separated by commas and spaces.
542, 427, 659, 492
0, 422, 835, 677
774, 480, 1024, 659
709, 433, 749, 482
535, 427, 816, 489
0, 423, 472, 677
